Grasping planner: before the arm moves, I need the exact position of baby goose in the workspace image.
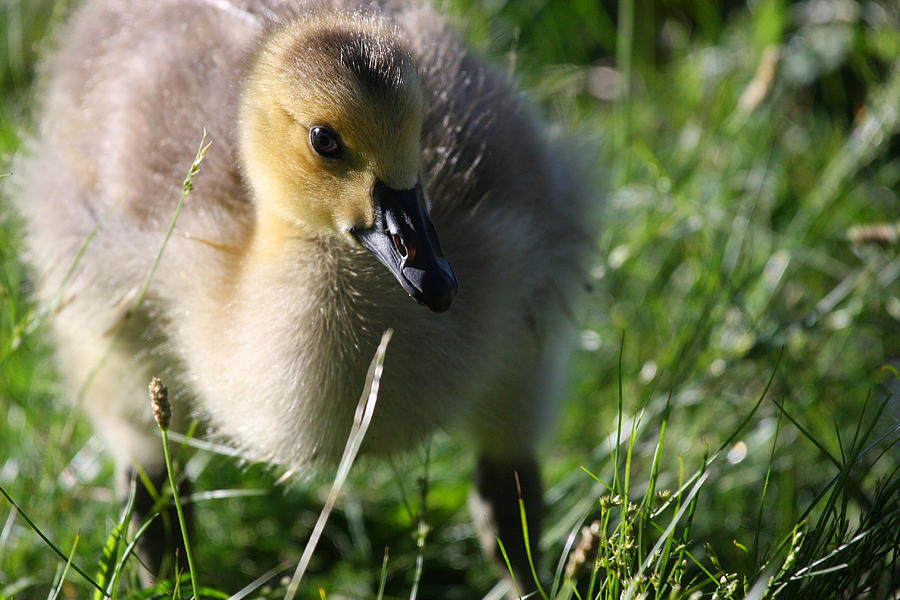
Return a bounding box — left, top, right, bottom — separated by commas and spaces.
14, 0, 589, 593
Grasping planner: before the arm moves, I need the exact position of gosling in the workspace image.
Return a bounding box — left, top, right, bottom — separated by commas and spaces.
13, 0, 590, 593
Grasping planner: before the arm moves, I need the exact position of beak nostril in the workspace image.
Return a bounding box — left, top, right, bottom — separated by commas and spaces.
392, 233, 414, 260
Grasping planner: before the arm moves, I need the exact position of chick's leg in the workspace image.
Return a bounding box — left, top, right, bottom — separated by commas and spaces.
469, 453, 543, 598
124, 464, 193, 579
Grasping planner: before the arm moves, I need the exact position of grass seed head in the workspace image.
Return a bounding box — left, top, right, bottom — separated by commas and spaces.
565, 520, 602, 580
149, 376, 170, 431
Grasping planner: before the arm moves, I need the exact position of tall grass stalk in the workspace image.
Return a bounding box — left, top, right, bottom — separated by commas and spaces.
74, 131, 210, 413
150, 378, 199, 600
284, 329, 392, 600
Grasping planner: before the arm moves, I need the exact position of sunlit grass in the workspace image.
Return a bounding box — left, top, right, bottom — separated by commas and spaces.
1, 1, 898, 599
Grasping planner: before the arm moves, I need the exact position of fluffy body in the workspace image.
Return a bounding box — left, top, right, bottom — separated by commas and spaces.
14, 0, 589, 588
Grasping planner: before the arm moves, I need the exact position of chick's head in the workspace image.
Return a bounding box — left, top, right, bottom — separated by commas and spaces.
240, 17, 425, 240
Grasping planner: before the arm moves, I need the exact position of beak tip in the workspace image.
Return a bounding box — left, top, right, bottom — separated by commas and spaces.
418, 269, 458, 313
354, 179, 459, 314
424, 292, 453, 313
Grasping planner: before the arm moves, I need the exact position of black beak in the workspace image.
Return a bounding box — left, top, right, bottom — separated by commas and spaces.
351, 179, 458, 313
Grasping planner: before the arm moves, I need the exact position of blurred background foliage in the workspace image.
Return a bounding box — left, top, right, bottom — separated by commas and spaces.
1, 0, 899, 598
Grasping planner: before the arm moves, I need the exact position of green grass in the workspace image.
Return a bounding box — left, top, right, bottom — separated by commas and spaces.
2, 1, 899, 599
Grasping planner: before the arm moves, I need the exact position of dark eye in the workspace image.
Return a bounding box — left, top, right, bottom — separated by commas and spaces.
309, 126, 342, 158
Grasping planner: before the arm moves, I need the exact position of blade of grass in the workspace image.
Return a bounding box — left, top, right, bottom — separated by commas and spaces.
754, 410, 783, 564
0, 482, 108, 596
612, 331, 625, 493
97, 472, 137, 600
111, 514, 157, 597
283, 329, 392, 600
493, 535, 521, 599
622, 472, 710, 600
576, 465, 613, 493
515, 471, 548, 600
48, 533, 79, 600
227, 561, 291, 600
375, 548, 389, 600
409, 446, 430, 600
